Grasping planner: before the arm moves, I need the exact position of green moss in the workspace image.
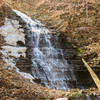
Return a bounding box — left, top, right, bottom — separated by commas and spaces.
68, 89, 83, 99
69, 92, 82, 98
76, 48, 86, 54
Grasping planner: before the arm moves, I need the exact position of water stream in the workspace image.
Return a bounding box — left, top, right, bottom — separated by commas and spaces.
13, 10, 77, 90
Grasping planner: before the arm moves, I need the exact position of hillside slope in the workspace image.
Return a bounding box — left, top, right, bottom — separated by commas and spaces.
4, 0, 100, 67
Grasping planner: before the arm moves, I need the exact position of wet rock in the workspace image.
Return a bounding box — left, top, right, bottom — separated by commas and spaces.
56, 98, 68, 100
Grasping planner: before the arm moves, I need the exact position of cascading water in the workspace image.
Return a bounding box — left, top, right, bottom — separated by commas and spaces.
13, 10, 77, 90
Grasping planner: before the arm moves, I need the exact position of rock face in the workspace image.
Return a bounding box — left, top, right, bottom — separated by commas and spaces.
0, 6, 69, 100
3, 1, 100, 90
13, 9, 78, 90
12, 9, 96, 89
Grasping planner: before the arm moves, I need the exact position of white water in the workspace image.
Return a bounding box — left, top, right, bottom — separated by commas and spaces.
13, 10, 76, 90
86, 95, 91, 100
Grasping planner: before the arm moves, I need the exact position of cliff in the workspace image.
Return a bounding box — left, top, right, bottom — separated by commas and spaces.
4, 0, 100, 68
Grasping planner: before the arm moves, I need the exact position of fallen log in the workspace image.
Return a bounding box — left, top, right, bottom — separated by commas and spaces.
82, 58, 100, 90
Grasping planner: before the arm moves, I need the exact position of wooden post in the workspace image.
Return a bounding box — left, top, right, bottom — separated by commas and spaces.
82, 58, 100, 90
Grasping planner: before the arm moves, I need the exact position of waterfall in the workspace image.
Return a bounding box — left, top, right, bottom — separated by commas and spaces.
13, 9, 76, 90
